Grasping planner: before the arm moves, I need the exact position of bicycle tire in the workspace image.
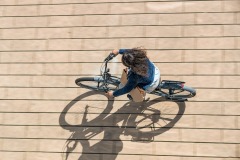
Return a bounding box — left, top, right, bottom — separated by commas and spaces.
171, 85, 196, 99
155, 85, 196, 100
75, 76, 120, 92
183, 85, 196, 97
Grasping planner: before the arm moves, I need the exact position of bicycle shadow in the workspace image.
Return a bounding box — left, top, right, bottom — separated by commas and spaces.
59, 91, 185, 160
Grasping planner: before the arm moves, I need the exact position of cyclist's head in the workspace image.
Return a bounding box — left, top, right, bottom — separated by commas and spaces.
121, 47, 148, 77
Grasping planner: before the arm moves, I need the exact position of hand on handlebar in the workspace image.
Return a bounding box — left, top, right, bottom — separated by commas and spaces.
111, 49, 119, 56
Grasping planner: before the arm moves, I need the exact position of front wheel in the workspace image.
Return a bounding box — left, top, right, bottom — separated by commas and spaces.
75, 76, 120, 92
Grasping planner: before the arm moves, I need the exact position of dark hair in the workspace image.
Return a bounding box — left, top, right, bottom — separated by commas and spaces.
121, 47, 148, 77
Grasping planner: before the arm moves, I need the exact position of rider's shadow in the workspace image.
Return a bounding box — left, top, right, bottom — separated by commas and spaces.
59, 91, 185, 160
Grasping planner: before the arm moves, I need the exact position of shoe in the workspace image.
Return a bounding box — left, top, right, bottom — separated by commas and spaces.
127, 94, 133, 101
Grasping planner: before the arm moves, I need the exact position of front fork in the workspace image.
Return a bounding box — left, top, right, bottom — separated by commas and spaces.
94, 75, 109, 92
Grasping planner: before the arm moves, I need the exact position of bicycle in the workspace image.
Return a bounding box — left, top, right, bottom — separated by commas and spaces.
75, 53, 196, 101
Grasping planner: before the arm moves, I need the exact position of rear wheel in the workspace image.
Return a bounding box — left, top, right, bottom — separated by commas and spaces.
154, 81, 196, 101
167, 85, 196, 100
75, 76, 120, 92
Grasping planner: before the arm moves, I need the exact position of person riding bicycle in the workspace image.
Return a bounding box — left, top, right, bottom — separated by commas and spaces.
105, 47, 160, 100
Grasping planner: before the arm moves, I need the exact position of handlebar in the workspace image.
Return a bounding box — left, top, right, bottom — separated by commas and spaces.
104, 53, 116, 62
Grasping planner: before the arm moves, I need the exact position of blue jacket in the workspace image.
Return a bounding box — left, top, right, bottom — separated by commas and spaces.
113, 49, 155, 97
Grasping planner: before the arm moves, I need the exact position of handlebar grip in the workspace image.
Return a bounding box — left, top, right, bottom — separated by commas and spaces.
104, 53, 116, 61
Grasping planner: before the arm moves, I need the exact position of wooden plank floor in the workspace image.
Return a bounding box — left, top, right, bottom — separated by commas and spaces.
0, 0, 239, 160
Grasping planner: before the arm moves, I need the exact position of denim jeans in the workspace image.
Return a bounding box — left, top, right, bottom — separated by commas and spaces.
144, 64, 160, 93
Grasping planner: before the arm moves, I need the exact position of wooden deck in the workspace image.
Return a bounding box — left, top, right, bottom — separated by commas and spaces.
0, 0, 239, 159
